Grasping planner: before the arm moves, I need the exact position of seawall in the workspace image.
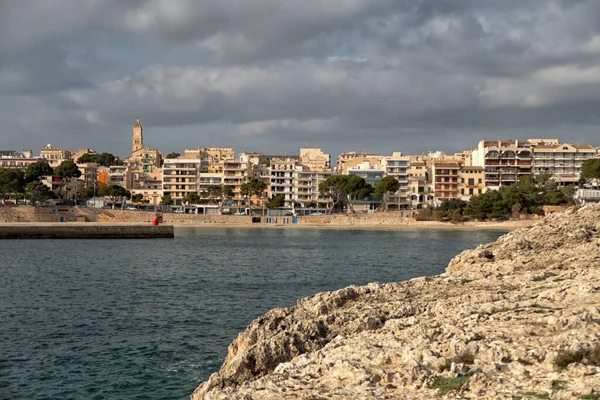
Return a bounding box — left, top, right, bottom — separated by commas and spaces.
0, 224, 174, 239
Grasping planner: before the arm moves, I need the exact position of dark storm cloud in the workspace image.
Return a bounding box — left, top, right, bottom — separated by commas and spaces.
1, 0, 600, 156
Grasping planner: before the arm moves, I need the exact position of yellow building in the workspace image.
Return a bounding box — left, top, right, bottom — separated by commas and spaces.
128, 118, 163, 173
40, 145, 71, 167
458, 166, 486, 200
532, 141, 596, 185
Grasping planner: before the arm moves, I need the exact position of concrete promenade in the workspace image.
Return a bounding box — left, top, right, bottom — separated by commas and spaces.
0, 223, 174, 239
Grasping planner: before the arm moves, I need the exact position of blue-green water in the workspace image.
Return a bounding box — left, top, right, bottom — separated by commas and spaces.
0, 228, 504, 400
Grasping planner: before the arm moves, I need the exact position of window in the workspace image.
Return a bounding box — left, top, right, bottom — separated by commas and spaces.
461, 189, 464, 195
468, 178, 474, 185
478, 189, 482, 194
469, 188, 473, 195
478, 178, 482, 184
461, 178, 465, 183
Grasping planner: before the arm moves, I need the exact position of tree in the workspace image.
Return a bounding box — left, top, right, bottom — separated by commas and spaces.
182, 192, 201, 204
581, 159, 600, 185
265, 194, 285, 209
320, 175, 372, 214
0, 168, 25, 199
131, 194, 144, 203
78, 187, 96, 200
25, 181, 53, 204
161, 194, 174, 205
98, 184, 131, 209
240, 178, 267, 209
77, 153, 123, 167
373, 176, 400, 210
166, 152, 181, 159
55, 160, 82, 178
25, 160, 53, 183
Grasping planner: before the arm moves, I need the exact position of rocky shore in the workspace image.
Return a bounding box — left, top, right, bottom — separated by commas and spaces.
191, 204, 600, 400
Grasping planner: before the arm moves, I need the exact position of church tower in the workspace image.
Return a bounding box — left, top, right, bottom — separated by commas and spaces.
132, 118, 143, 154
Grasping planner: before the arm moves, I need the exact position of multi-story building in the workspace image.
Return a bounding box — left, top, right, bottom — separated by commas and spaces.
131, 170, 163, 205
98, 165, 133, 189
382, 152, 410, 210
294, 166, 332, 207
198, 173, 223, 195
223, 160, 251, 204
347, 161, 385, 187
0, 150, 38, 170
40, 145, 71, 167
472, 140, 533, 189
184, 147, 235, 173
269, 157, 298, 208
76, 162, 99, 188
432, 160, 461, 203
407, 157, 434, 208
458, 166, 486, 201
532, 141, 597, 185
337, 153, 384, 175
162, 158, 200, 204
299, 148, 330, 171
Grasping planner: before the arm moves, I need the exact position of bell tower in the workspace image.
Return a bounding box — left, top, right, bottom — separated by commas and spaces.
132, 118, 143, 154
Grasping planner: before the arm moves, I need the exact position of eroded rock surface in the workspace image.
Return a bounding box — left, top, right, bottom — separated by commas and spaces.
191, 204, 600, 399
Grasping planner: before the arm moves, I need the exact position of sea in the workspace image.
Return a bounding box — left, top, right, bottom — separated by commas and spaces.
0, 227, 504, 400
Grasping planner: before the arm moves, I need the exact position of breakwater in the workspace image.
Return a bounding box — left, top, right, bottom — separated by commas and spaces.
0, 224, 174, 239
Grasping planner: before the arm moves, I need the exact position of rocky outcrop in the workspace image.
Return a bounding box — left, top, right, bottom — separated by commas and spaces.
191, 204, 600, 399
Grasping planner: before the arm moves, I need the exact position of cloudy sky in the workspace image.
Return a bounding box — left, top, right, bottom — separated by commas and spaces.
2, 0, 600, 158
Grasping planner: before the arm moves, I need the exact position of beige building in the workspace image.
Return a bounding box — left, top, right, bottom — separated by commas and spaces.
336, 152, 384, 175
432, 160, 462, 203
458, 166, 486, 200
381, 152, 410, 210
299, 148, 331, 171
223, 160, 251, 205
407, 158, 434, 208
40, 145, 71, 167
532, 142, 596, 185
162, 158, 200, 203
294, 166, 332, 208
184, 147, 235, 173
472, 140, 533, 189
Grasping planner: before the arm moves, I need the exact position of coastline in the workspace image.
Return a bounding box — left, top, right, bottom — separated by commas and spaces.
0, 219, 535, 231
171, 219, 535, 231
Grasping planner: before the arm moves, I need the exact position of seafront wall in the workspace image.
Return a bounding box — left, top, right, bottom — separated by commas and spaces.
0, 207, 417, 226
0, 224, 174, 239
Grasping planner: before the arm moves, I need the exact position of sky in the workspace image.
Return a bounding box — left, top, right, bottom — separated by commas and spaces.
1, 0, 600, 159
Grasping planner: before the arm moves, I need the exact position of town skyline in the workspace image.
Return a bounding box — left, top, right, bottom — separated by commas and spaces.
5, 117, 600, 163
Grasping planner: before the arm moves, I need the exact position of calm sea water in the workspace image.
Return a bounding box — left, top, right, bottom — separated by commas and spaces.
0, 227, 504, 400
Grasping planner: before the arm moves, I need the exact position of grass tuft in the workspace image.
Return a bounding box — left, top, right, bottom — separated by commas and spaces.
551, 380, 566, 390
554, 345, 600, 371
524, 392, 550, 399
532, 275, 548, 282
428, 372, 473, 395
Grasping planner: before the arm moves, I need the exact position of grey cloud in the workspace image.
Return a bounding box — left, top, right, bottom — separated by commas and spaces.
2, 0, 600, 157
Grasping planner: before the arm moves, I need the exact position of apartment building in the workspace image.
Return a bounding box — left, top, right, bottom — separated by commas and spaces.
162, 158, 200, 203
382, 152, 410, 210
532, 142, 597, 185
76, 162, 99, 188
40, 145, 71, 167
347, 161, 385, 187
0, 150, 38, 169
223, 160, 251, 204
131, 173, 163, 205
336, 152, 384, 175
299, 148, 331, 171
407, 158, 434, 208
269, 157, 298, 208
294, 166, 332, 207
472, 140, 533, 189
458, 166, 486, 200
184, 147, 235, 173
432, 160, 461, 203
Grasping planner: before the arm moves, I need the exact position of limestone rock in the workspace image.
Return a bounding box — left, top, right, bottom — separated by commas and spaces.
191, 204, 600, 400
